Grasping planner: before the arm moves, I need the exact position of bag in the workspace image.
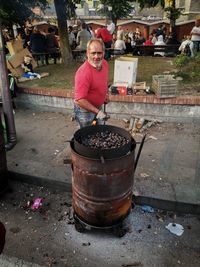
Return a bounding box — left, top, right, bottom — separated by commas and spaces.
183, 43, 191, 57
8, 73, 18, 98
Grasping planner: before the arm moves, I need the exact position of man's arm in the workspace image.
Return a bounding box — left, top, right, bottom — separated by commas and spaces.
75, 99, 99, 114
75, 99, 109, 121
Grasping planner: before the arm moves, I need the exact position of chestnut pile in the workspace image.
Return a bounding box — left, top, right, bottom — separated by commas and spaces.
79, 131, 129, 149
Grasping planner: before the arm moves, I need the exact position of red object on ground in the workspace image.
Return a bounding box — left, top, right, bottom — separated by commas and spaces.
118, 87, 127, 95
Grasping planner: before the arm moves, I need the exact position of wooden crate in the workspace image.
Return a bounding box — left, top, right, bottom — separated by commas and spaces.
152, 75, 178, 98
132, 82, 146, 90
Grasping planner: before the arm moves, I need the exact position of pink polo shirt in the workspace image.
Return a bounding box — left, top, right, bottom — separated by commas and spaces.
74, 59, 108, 108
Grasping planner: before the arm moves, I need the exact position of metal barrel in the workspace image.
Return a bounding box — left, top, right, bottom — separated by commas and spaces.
70, 141, 135, 228
0, 111, 8, 194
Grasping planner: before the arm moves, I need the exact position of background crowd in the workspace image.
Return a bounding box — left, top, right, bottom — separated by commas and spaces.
2, 18, 200, 63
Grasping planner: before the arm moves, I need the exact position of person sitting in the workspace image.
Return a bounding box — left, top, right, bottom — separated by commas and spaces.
179, 35, 194, 57
154, 35, 166, 57
124, 35, 133, 54
46, 27, 59, 64
144, 35, 154, 46
21, 55, 41, 79
112, 35, 126, 55
116, 26, 124, 40
151, 33, 157, 45
143, 35, 154, 56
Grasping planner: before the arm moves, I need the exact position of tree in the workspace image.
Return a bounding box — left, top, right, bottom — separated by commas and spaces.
98, 0, 133, 25
136, 0, 182, 40
54, 0, 72, 65
164, 0, 182, 36
53, 0, 81, 65
0, 0, 48, 27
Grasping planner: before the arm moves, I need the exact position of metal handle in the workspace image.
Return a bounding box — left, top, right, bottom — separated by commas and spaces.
134, 133, 146, 172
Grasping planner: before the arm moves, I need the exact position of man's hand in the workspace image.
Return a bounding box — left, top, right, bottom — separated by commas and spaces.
104, 93, 110, 104
96, 110, 110, 120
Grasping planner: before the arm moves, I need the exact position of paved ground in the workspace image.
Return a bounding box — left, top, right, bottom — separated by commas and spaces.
0, 181, 200, 267
1, 107, 200, 267
5, 108, 200, 208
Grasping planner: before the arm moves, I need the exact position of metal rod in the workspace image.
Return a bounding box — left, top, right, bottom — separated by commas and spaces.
134, 133, 146, 172
0, 24, 17, 150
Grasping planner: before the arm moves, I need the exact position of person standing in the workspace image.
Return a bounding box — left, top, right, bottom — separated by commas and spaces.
107, 20, 115, 35
76, 23, 91, 50
68, 26, 76, 49
74, 39, 109, 128
95, 26, 113, 60
190, 19, 200, 52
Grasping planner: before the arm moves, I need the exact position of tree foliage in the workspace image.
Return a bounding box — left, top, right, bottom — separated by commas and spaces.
137, 0, 165, 10
66, 0, 80, 18
136, 0, 183, 37
98, 0, 133, 25
0, 0, 48, 27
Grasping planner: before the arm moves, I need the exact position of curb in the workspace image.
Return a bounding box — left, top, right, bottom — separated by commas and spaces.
8, 171, 200, 215
8, 171, 71, 192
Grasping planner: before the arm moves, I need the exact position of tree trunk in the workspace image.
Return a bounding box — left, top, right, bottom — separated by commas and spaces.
111, 15, 117, 27
54, 0, 73, 65
170, 0, 177, 42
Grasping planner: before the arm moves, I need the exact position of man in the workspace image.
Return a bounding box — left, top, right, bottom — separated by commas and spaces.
74, 39, 109, 128
95, 26, 113, 60
30, 26, 47, 65
179, 35, 194, 57
0, 222, 6, 254
68, 26, 76, 49
190, 19, 200, 52
46, 27, 59, 64
96, 26, 113, 49
107, 20, 115, 35
76, 23, 91, 50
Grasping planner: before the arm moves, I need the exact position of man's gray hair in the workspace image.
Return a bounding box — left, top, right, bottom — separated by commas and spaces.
87, 38, 105, 52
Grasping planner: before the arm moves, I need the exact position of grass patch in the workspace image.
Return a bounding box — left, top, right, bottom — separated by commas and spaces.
18, 56, 200, 95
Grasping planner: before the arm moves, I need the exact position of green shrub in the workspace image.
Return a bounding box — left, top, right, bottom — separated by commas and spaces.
173, 53, 200, 82
173, 54, 189, 69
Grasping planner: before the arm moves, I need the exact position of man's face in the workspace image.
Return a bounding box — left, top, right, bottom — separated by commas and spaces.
87, 41, 104, 70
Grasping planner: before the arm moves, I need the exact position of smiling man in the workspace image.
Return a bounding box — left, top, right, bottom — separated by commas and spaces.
74, 38, 109, 128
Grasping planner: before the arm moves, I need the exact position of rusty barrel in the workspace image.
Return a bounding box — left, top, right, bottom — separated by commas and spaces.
70, 141, 135, 227
0, 111, 8, 194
